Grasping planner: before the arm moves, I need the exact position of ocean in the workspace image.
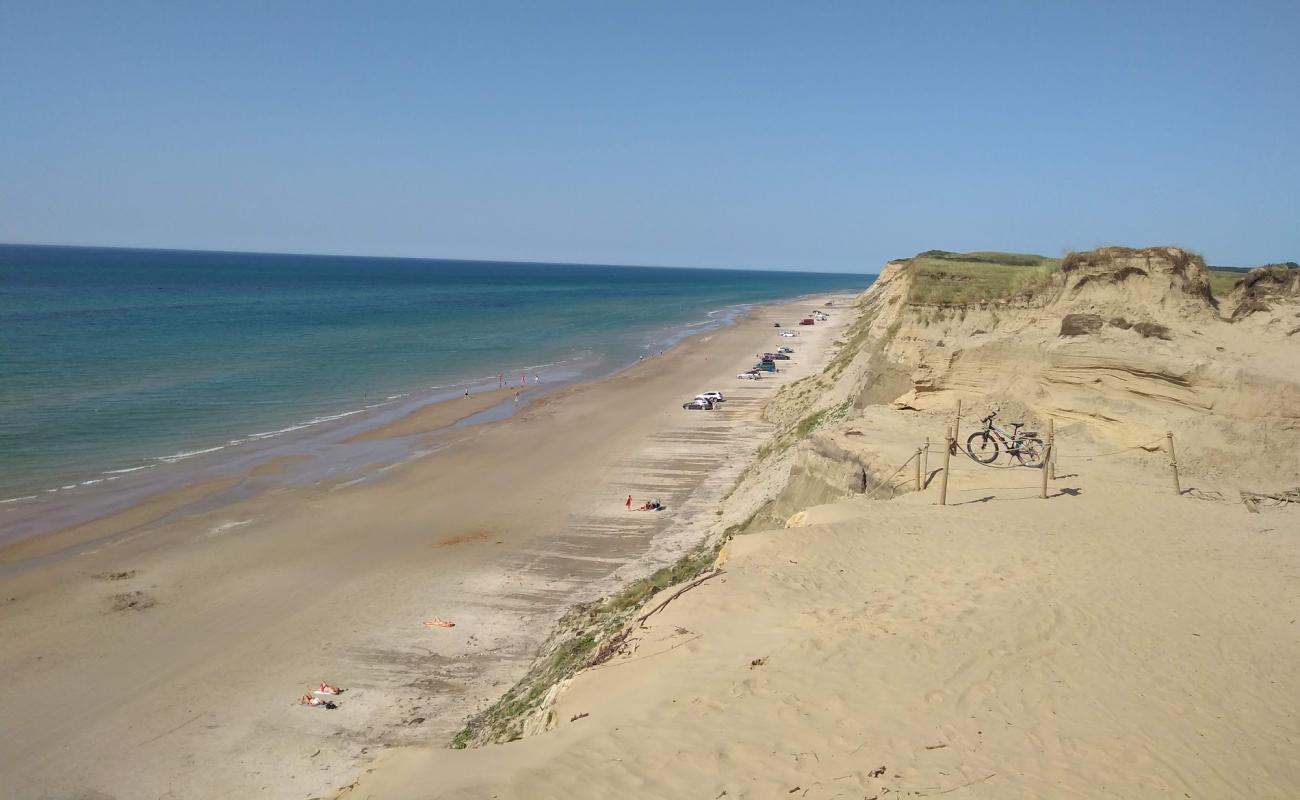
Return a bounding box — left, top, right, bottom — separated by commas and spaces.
0, 244, 871, 527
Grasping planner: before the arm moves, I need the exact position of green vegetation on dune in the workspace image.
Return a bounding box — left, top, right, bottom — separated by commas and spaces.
1207, 269, 1244, 299
903, 250, 1061, 306
450, 536, 727, 748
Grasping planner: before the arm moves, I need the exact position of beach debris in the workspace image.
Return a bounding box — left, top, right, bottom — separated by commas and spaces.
636, 569, 725, 625
94, 570, 138, 581
938, 773, 996, 794
869, 766, 887, 778
569, 712, 589, 722
750, 657, 768, 668
109, 591, 156, 612
424, 617, 456, 628
1240, 487, 1300, 513
925, 743, 948, 750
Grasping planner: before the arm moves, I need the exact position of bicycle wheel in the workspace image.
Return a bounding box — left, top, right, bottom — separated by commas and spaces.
1014, 436, 1045, 467
966, 431, 1000, 464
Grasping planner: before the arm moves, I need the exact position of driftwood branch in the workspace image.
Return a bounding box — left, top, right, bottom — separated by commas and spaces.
1241, 487, 1300, 513
589, 570, 725, 668
939, 773, 996, 794
637, 569, 725, 625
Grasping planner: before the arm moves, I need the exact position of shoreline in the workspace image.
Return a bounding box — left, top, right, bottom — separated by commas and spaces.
0, 291, 840, 514
0, 297, 771, 557
0, 291, 860, 800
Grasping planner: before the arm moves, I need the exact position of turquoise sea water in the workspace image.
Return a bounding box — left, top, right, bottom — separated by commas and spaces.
0, 245, 871, 504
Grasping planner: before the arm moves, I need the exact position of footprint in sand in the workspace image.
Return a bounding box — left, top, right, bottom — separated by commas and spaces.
109, 590, 157, 612
93, 569, 138, 581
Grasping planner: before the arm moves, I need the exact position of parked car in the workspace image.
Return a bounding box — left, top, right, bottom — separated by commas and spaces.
682, 398, 714, 410
753, 361, 777, 373
759, 352, 790, 360
699, 391, 725, 403
737, 371, 762, 380
780, 330, 798, 337
799, 318, 815, 326
777, 346, 794, 354
773, 322, 782, 327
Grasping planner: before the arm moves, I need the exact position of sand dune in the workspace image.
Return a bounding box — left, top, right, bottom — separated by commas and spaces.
342, 250, 1300, 799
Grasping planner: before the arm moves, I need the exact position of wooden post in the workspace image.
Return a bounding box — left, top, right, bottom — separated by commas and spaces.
1047, 418, 1056, 481
952, 399, 962, 455
914, 447, 922, 491
1040, 441, 1052, 498
939, 425, 953, 506
1166, 431, 1181, 495
922, 436, 930, 481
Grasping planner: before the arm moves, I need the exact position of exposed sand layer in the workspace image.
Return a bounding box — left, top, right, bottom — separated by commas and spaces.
0, 294, 854, 800
342, 248, 1300, 799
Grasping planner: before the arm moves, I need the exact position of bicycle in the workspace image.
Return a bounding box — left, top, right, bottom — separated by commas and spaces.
965, 411, 1044, 467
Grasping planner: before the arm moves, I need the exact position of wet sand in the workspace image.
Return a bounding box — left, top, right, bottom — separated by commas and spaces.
0, 294, 856, 800
344, 387, 518, 443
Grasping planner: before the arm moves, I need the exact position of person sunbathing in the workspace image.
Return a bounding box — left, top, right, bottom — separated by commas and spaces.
300, 693, 337, 709
317, 682, 344, 695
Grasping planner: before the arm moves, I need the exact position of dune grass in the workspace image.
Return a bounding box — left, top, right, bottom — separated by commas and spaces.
1207, 268, 1245, 299
903, 250, 1061, 306
450, 536, 726, 748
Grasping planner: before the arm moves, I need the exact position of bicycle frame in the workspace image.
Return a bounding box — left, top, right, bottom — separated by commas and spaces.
982, 418, 1027, 452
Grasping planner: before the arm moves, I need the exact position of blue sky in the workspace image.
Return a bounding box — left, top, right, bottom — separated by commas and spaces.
1, 1, 1296, 272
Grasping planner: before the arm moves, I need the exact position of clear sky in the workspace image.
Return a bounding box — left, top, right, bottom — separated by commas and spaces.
2, 1, 1296, 272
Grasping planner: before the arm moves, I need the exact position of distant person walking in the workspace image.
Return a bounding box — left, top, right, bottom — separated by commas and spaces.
625, 494, 632, 510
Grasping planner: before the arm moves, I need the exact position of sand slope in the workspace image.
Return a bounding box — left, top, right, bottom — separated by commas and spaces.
349, 468, 1300, 799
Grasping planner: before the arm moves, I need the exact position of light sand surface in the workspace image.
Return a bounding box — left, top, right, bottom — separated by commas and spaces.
350, 472, 1300, 799
0, 294, 855, 800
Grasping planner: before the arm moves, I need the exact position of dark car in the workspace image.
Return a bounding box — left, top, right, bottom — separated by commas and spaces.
760, 352, 790, 360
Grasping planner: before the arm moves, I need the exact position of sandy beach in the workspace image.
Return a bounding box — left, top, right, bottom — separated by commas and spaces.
0, 294, 855, 799
340, 248, 1300, 799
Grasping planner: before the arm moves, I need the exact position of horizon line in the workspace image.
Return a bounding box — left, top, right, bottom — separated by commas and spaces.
0, 240, 877, 277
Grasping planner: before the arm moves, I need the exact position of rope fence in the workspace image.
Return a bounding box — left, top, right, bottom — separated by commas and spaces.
866, 399, 1187, 506
863, 450, 919, 500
